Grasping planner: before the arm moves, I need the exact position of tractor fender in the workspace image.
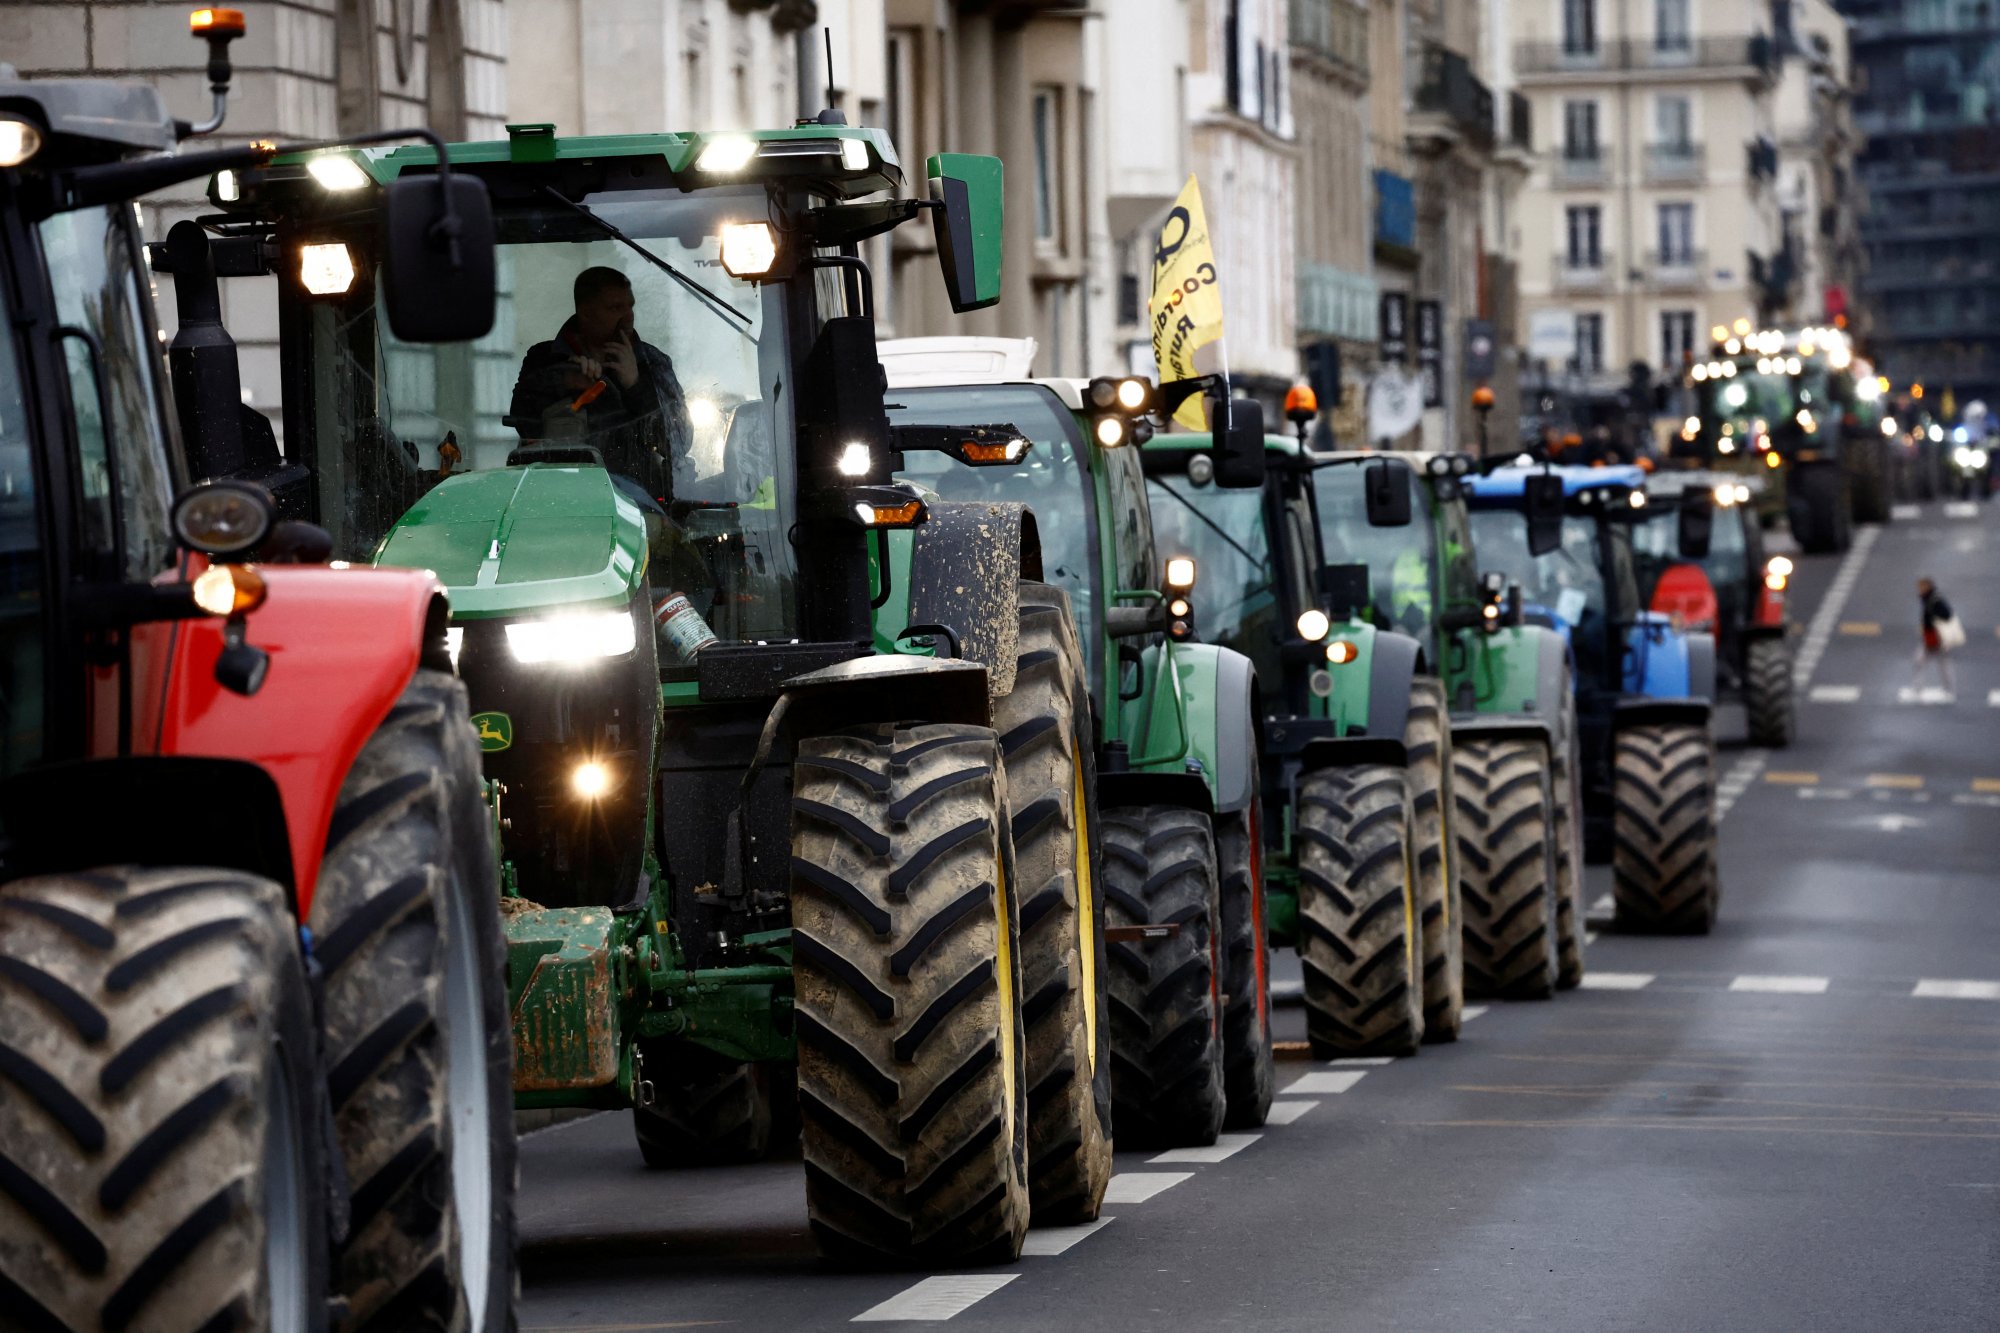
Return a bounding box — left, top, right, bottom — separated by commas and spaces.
1613, 697, 1713, 732
158, 565, 444, 916
780, 653, 993, 734
1144, 643, 1260, 816
1447, 713, 1557, 747
1363, 629, 1422, 743
1299, 734, 1408, 772
1460, 623, 1570, 719
905, 499, 1045, 702
0, 755, 294, 895
1624, 619, 1716, 703
1688, 631, 1717, 704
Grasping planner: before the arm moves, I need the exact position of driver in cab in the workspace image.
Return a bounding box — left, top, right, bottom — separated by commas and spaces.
510, 265, 693, 499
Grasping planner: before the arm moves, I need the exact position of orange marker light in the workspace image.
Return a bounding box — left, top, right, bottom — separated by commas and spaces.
1284, 384, 1319, 418
1472, 385, 1497, 410
190, 8, 246, 36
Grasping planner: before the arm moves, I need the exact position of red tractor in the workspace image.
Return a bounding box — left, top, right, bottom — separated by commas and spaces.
0, 12, 513, 1330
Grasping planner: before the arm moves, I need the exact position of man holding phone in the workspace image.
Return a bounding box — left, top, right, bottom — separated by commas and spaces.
510, 265, 692, 497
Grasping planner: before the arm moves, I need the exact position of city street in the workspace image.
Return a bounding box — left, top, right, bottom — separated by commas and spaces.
511, 501, 2000, 1331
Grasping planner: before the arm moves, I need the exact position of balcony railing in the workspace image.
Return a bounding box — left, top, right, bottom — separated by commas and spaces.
1553, 251, 1614, 290
1290, 0, 1370, 77
1413, 42, 1497, 150
1646, 249, 1709, 289
1516, 35, 1776, 78
1645, 142, 1706, 181
1553, 150, 1610, 185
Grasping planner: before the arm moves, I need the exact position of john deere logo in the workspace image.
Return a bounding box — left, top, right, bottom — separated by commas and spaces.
472, 712, 513, 752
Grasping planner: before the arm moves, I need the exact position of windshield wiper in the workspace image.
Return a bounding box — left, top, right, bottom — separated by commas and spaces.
1152, 478, 1266, 571
539, 186, 753, 331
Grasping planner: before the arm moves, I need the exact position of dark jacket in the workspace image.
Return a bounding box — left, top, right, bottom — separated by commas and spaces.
1921, 589, 1952, 632
510, 318, 692, 496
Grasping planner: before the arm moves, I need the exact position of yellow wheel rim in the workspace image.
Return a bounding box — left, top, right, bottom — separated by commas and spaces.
994, 849, 1017, 1144
1071, 744, 1098, 1073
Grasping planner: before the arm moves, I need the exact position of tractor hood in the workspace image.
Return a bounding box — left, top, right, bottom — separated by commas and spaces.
373, 465, 647, 619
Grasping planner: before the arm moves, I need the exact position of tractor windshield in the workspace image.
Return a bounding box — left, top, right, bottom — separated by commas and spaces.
1146, 475, 1286, 688
287, 186, 800, 632
889, 385, 1097, 648
1312, 464, 1436, 646
1470, 508, 1638, 687
1633, 499, 1748, 593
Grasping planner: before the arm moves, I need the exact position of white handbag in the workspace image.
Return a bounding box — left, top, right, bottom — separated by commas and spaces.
1936, 612, 1967, 652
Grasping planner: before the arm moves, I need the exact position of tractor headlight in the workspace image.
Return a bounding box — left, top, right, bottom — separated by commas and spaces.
504, 611, 637, 665
696, 135, 758, 174
306, 155, 370, 191
573, 761, 612, 800
720, 222, 778, 278
1296, 609, 1330, 642
299, 242, 356, 296
0, 116, 43, 167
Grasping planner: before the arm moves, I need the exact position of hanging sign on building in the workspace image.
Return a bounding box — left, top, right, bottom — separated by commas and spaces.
1416, 300, 1443, 408
1465, 318, 1498, 381
1150, 175, 1227, 429
1368, 365, 1426, 443
1380, 292, 1409, 364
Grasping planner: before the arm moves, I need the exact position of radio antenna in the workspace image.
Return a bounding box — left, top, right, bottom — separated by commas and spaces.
824, 27, 836, 112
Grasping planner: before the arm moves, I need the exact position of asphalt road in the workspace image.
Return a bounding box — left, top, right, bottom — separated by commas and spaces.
513, 499, 2000, 1332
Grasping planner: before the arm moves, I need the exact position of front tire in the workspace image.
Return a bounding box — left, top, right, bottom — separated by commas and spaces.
1104, 805, 1227, 1147
1406, 681, 1464, 1042
1612, 722, 1721, 934
994, 584, 1111, 1226
1216, 806, 1274, 1128
1295, 765, 1423, 1058
791, 724, 1029, 1265
631, 1046, 776, 1167
1744, 637, 1796, 748
1454, 737, 1560, 1000
1552, 693, 1589, 990
310, 667, 516, 1332
0, 869, 329, 1333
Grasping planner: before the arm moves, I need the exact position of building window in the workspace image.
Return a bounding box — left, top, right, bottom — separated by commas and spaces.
1655, 0, 1691, 51
1661, 310, 1696, 368
1562, 0, 1597, 54
1563, 100, 1599, 158
1658, 202, 1695, 264
1033, 87, 1060, 243
1566, 205, 1603, 266
1573, 312, 1605, 374
1655, 95, 1692, 150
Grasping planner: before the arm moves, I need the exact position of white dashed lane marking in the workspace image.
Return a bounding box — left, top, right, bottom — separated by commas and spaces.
1282, 1069, 1369, 1095
1729, 975, 1831, 994
1892, 503, 1923, 520
1716, 752, 1768, 820
1020, 1219, 1113, 1257
1148, 1133, 1261, 1165
853, 1276, 1018, 1322
1914, 980, 2000, 1001
1580, 972, 1656, 990
1945, 501, 1980, 518
1809, 684, 1861, 703
1325, 1056, 1397, 1066
1102, 1173, 1194, 1204
1266, 1101, 1319, 1124
1462, 1005, 1489, 1021
1792, 526, 1878, 687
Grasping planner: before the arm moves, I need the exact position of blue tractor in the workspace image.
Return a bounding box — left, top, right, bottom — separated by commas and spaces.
1461, 466, 1722, 934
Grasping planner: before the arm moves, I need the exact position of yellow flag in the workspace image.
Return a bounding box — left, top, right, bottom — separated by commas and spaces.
1150, 176, 1225, 429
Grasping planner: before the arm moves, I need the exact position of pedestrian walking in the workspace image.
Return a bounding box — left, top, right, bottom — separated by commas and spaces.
1909, 576, 1962, 700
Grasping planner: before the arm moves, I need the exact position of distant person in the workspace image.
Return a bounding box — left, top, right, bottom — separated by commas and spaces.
1909, 576, 1960, 700
510, 265, 692, 497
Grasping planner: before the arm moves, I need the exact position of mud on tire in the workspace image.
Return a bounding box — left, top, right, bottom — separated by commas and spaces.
1104, 805, 1226, 1148
1612, 722, 1721, 934
1552, 692, 1589, 990
1296, 765, 1423, 1058
993, 583, 1111, 1225
0, 869, 329, 1333
1454, 737, 1560, 1001
310, 667, 515, 1331
790, 724, 1030, 1265
1215, 805, 1274, 1128
1406, 681, 1464, 1042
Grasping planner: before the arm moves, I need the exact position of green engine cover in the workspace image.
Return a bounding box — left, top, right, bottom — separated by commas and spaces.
373, 464, 649, 618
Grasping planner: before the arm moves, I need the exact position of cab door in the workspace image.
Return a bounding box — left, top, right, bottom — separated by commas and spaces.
0, 213, 53, 788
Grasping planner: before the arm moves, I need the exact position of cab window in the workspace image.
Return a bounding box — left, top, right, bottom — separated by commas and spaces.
0, 260, 43, 778
1103, 447, 1155, 592
38, 206, 177, 582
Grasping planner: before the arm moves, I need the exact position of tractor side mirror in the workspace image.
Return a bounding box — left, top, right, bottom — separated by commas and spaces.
382, 173, 497, 343
1319, 562, 1371, 618
1523, 472, 1566, 557
1364, 460, 1412, 526
1214, 394, 1267, 489
927, 153, 1004, 313
1677, 489, 1715, 560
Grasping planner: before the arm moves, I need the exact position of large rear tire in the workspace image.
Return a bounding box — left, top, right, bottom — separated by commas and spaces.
1612, 722, 1721, 934
0, 869, 329, 1333
1552, 691, 1589, 991
1104, 805, 1227, 1148
791, 724, 1029, 1265
993, 584, 1111, 1226
310, 668, 515, 1332
1295, 765, 1422, 1058
1454, 737, 1560, 1000
1215, 806, 1274, 1128
1407, 681, 1463, 1043
1744, 637, 1796, 748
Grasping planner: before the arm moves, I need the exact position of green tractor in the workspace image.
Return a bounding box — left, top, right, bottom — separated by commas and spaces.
194, 120, 1110, 1263
1144, 436, 1584, 1059
875, 338, 1275, 1142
